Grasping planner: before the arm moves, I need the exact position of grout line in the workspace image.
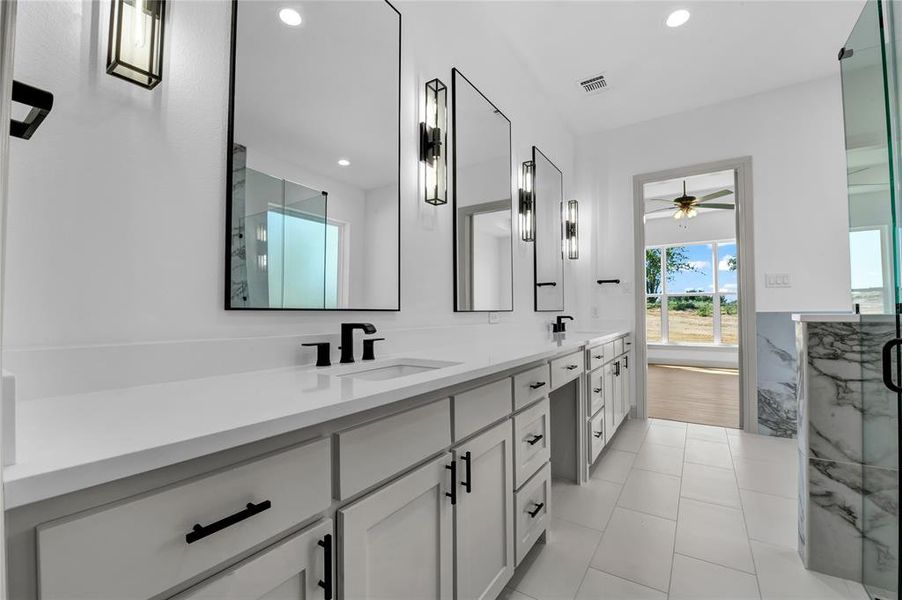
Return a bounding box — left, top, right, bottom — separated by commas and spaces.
673, 551, 758, 578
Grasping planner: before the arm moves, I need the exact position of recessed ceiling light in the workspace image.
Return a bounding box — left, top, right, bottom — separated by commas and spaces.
279, 8, 302, 27
666, 9, 690, 28
337, 159, 350, 167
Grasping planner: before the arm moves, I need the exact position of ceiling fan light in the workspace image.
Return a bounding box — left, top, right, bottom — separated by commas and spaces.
673, 210, 683, 220
688, 207, 698, 218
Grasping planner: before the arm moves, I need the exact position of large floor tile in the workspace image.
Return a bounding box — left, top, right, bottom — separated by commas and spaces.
729, 432, 796, 463
553, 478, 621, 532
617, 468, 681, 519
509, 518, 603, 600
644, 423, 687, 448
681, 462, 741, 508
590, 507, 676, 592
685, 437, 733, 469
751, 540, 867, 600
575, 568, 665, 600
611, 427, 647, 453
675, 498, 755, 573
734, 456, 797, 498
632, 442, 684, 476
668, 554, 760, 600
740, 489, 798, 549
649, 418, 687, 430
687, 423, 729, 443
591, 449, 636, 484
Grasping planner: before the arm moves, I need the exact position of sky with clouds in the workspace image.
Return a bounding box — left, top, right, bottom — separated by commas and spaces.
661, 242, 737, 294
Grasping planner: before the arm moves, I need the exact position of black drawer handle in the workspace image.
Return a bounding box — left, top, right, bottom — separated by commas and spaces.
528, 502, 545, 518
185, 500, 272, 544
565, 364, 579, 370
527, 434, 544, 446
317, 534, 333, 599
446, 461, 457, 505
536, 282, 557, 287
593, 387, 602, 393
593, 431, 603, 438
593, 354, 603, 360
529, 381, 547, 390
461, 451, 472, 494
624, 356, 629, 368
614, 362, 621, 376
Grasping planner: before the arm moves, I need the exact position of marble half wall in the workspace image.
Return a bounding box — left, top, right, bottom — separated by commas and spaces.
757, 311, 799, 437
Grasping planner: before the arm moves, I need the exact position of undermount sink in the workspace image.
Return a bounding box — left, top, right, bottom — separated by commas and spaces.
336, 358, 460, 381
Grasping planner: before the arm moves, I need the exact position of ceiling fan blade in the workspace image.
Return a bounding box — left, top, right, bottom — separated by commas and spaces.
697, 189, 733, 202
645, 198, 676, 205
645, 206, 678, 214
699, 203, 734, 209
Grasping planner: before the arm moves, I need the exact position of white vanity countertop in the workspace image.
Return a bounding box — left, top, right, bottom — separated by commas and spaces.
3, 329, 628, 508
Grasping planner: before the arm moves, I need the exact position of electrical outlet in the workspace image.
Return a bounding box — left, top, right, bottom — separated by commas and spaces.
765, 273, 791, 288
488, 312, 500, 324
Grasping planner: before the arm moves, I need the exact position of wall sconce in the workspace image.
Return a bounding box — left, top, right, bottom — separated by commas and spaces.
420, 78, 447, 205
519, 160, 536, 242
107, 0, 166, 89
564, 199, 579, 259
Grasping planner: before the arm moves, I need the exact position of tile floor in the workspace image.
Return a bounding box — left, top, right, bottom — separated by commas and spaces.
503, 418, 870, 600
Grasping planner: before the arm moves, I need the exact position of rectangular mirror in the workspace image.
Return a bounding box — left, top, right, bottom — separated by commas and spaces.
533, 146, 565, 311
453, 68, 514, 312
227, 0, 401, 310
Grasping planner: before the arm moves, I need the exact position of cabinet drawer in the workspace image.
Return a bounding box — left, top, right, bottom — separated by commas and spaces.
37, 439, 332, 600
589, 410, 605, 464
454, 379, 512, 441
613, 337, 624, 357
587, 344, 606, 372
589, 370, 604, 417
513, 398, 550, 488
515, 463, 550, 565
338, 399, 451, 499
513, 364, 551, 411
550, 351, 584, 390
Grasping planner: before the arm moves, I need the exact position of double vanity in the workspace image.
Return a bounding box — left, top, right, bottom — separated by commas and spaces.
5, 329, 633, 600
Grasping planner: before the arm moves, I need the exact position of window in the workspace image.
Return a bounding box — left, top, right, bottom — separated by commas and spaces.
850, 227, 890, 314
645, 241, 738, 346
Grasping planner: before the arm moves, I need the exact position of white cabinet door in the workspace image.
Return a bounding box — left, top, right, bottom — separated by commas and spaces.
339, 455, 454, 600
454, 421, 515, 600
180, 519, 333, 600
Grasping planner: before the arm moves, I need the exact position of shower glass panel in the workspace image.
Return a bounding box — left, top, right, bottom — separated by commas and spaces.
842, 1, 901, 597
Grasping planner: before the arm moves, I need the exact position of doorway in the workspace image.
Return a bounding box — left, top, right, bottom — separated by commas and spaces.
632, 158, 757, 431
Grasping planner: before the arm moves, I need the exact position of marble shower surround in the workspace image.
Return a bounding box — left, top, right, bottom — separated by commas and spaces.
757, 312, 799, 437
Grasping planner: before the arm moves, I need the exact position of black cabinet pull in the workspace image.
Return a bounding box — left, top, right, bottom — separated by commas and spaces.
593, 431, 603, 438
527, 502, 545, 518
529, 381, 546, 390
185, 500, 272, 544
593, 387, 602, 393
446, 461, 457, 505
10, 80, 53, 140
317, 534, 333, 599
614, 361, 621, 376
527, 434, 544, 446
565, 364, 579, 370
883, 339, 902, 393
624, 356, 629, 368
536, 282, 557, 287
461, 451, 472, 494
593, 354, 603, 360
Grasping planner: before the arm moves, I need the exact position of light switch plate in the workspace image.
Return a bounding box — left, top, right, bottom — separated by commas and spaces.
765, 273, 791, 288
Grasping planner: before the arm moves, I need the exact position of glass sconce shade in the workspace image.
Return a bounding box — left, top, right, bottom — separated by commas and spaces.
565, 199, 579, 259
519, 160, 536, 242
107, 0, 165, 89
421, 78, 447, 205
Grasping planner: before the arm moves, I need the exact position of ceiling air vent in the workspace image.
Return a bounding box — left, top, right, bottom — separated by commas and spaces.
578, 73, 610, 96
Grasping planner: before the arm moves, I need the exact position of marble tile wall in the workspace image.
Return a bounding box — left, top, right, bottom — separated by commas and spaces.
229, 143, 249, 307
757, 312, 799, 438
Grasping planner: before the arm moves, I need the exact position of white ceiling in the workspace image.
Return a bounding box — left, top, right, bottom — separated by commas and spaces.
644, 169, 735, 219
474, 0, 865, 134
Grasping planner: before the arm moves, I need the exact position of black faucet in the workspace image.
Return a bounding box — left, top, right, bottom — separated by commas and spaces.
552, 315, 574, 333
340, 323, 377, 363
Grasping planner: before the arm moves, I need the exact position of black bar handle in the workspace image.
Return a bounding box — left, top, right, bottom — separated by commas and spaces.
536, 282, 557, 287
461, 451, 472, 494
527, 434, 544, 446
624, 355, 629, 369
592, 354, 603, 359
527, 502, 545, 518
565, 364, 579, 370
446, 461, 457, 505
529, 381, 546, 390
614, 361, 621, 376
10, 80, 53, 140
596, 279, 621, 285
593, 387, 602, 394
185, 500, 272, 544
317, 534, 333, 599
882, 339, 902, 393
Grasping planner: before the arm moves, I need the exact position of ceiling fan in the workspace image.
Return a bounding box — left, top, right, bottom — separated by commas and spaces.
646, 181, 734, 220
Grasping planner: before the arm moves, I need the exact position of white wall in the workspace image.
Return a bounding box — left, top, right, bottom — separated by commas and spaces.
645, 209, 735, 248
577, 75, 852, 335
4, 1, 583, 399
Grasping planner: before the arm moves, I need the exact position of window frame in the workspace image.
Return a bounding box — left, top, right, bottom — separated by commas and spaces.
645, 238, 738, 347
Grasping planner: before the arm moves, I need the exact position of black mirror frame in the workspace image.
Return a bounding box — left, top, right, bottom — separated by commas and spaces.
451, 67, 515, 313
532, 145, 565, 313
223, 0, 402, 311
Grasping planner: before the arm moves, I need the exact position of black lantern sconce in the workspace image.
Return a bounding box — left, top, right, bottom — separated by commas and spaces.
519, 160, 536, 242
564, 199, 579, 259
107, 0, 166, 89
420, 78, 447, 205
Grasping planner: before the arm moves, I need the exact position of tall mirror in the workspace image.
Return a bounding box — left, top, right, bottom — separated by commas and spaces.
533, 147, 565, 311
227, 0, 401, 310
453, 69, 514, 312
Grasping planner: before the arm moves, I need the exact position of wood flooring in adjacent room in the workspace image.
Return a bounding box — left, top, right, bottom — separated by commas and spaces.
647, 364, 740, 429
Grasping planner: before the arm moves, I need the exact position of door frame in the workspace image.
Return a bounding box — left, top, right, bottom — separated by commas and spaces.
631, 156, 757, 432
